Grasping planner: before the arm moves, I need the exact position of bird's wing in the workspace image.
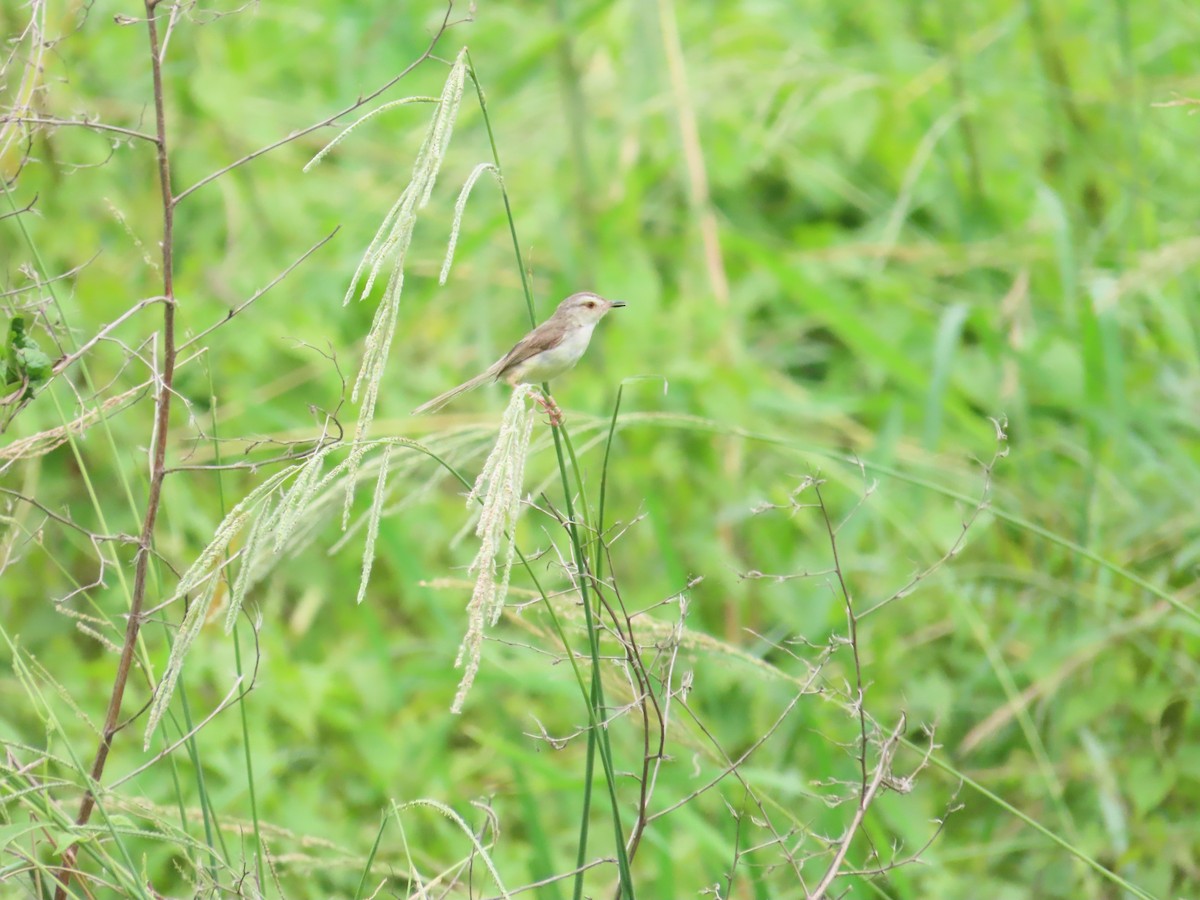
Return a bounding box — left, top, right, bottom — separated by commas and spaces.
492, 320, 563, 379
411, 317, 565, 415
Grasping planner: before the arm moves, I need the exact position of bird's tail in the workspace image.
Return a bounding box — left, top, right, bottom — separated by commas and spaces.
411, 367, 498, 415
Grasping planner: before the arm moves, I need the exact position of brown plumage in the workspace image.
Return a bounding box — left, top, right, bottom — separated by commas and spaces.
412, 292, 625, 415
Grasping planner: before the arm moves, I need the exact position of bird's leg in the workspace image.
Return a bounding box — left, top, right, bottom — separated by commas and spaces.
531, 390, 564, 427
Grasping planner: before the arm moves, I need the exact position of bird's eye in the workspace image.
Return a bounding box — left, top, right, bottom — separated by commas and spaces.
585, 301, 596, 308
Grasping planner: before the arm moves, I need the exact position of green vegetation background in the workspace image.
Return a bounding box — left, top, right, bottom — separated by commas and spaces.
2, 0, 1198, 897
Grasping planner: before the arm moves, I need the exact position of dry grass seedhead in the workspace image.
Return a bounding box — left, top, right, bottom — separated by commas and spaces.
452, 383, 536, 713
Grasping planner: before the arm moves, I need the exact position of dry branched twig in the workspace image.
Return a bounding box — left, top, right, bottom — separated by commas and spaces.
49, 3, 183, 893
714, 451, 996, 896
0, 2, 462, 896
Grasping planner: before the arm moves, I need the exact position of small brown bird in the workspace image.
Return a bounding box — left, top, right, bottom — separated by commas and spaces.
412, 291, 625, 415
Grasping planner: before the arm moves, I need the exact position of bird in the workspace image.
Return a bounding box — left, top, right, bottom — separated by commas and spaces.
412, 291, 626, 416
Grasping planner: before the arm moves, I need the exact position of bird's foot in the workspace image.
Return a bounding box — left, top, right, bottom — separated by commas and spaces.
532, 391, 564, 427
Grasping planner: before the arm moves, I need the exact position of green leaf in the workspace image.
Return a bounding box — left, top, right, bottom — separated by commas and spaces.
14, 345, 52, 381
0, 822, 45, 852
4, 316, 53, 395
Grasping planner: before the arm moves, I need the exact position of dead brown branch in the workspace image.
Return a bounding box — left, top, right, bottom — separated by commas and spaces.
54, 2, 180, 895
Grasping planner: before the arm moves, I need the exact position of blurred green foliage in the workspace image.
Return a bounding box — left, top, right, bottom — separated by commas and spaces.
2, 0, 1198, 897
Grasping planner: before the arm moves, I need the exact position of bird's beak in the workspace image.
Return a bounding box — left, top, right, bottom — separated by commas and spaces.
610, 300, 627, 308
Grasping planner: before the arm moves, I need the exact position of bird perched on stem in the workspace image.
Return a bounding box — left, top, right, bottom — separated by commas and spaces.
412, 291, 625, 422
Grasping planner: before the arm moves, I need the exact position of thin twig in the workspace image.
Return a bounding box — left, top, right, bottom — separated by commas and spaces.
108, 676, 247, 789
0, 487, 124, 543
49, 295, 167, 377
814, 480, 870, 792
171, 2, 459, 206
475, 857, 618, 899
859, 443, 1004, 619
0, 192, 38, 222
646, 670, 822, 825
808, 716, 906, 900
0, 114, 159, 144
0, 254, 99, 299
55, 2, 179, 895
180, 226, 340, 350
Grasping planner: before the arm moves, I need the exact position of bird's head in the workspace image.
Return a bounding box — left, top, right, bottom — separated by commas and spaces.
554, 291, 626, 327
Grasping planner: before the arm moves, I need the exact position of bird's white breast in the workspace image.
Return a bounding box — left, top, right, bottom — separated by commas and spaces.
510, 322, 597, 383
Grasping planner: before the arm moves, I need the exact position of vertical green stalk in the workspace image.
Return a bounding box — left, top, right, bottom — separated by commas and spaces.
204, 367, 266, 892
551, 0, 597, 282
596, 385, 626, 579
466, 51, 635, 900
353, 813, 390, 900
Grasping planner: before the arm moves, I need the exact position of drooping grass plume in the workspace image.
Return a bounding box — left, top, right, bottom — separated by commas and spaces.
356, 443, 393, 606
440, 161, 501, 284
307, 48, 468, 527
452, 384, 536, 713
